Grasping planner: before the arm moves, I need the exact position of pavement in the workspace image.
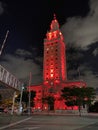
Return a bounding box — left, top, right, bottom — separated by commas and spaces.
0, 112, 98, 130
0, 114, 30, 127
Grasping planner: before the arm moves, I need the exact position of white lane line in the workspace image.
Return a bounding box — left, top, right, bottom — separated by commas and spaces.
26, 127, 40, 130
0, 117, 32, 130
10, 127, 40, 130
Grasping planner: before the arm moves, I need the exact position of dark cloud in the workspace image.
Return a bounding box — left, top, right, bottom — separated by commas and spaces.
0, 49, 42, 84
0, 2, 4, 15
1, 0, 98, 88
61, 0, 98, 88
61, 0, 98, 50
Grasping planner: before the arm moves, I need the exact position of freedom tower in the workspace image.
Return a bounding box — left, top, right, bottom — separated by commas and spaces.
29, 15, 86, 110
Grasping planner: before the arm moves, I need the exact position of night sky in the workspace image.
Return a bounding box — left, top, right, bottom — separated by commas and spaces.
0, 0, 98, 88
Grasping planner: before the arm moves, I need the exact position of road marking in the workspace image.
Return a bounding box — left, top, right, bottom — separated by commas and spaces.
10, 127, 40, 130
25, 127, 40, 130
0, 117, 32, 130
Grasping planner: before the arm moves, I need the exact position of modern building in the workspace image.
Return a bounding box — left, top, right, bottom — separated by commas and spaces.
29, 15, 86, 111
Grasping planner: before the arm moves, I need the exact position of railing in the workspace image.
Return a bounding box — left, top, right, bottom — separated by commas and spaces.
0, 65, 22, 91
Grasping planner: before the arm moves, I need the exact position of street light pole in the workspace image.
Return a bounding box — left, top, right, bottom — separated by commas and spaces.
19, 84, 24, 114
28, 72, 32, 116
77, 67, 81, 80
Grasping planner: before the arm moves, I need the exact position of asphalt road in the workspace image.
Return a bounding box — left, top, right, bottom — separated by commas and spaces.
0, 115, 98, 130
76, 122, 98, 130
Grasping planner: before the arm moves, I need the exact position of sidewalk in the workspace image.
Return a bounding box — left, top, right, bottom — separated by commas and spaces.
32, 110, 98, 117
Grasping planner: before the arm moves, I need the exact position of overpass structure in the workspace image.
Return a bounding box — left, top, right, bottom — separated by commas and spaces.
0, 65, 22, 100
0, 31, 23, 101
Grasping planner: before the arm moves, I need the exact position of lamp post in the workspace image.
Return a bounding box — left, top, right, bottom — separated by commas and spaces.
28, 72, 32, 116
19, 84, 24, 114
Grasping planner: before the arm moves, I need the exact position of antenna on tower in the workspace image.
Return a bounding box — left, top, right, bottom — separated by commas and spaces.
54, 13, 56, 19
0, 30, 9, 56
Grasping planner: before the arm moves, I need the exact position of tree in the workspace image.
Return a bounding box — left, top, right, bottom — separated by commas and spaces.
30, 91, 36, 107
61, 87, 96, 116
16, 90, 36, 108
81, 87, 96, 112
43, 96, 55, 111
89, 101, 98, 112
61, 87, 77, 110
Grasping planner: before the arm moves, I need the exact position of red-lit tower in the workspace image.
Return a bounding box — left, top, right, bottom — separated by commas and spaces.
43, 14, 67, 86
28, 14, 86, 111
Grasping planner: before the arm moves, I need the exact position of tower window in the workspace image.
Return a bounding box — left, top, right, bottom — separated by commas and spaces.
46, 48, 49, 51
55, 42, 57, 44
48, 32, 52, 40
50, 73, 53, 77
50, 69, 53, 73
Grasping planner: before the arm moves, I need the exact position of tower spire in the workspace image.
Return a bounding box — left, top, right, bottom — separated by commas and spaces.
50, 14, 59, 31
53, 13, 56, 20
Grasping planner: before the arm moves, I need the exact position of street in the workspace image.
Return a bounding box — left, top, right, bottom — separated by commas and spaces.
76, 122, 98, 130
0, 115, 98, 130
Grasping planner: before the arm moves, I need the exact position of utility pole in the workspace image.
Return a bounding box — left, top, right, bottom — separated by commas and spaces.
19, 84, 24, 114
0, 30, 9, 56
77, 67, 81, 80
28, 72, 32, 116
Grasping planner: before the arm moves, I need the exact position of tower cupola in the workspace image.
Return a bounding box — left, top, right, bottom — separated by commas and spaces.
50, 14, 59, 31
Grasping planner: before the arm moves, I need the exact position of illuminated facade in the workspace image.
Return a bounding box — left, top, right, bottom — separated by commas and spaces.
29, 15, 86, 111
43, 14, 67, 84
